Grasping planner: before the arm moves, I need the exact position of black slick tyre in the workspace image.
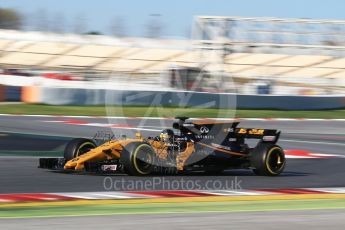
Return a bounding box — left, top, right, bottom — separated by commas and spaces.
250, 143, 286, 176
120, 142, 156, 176
64, 138, 97, 161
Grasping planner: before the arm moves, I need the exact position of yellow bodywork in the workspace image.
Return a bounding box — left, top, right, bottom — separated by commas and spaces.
63, 137, 196, 171
64, 139, 138, 170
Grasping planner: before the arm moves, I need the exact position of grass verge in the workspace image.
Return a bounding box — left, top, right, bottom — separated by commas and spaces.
0, 104, 345, 118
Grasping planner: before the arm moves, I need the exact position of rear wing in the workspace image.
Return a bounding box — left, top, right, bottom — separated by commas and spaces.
234, 127, 281, 143
173, 119, 281, 144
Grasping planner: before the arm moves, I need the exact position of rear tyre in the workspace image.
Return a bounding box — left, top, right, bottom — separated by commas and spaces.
121, 142, 156, 176
250, 143, 286, 176
64, 138, 97, 161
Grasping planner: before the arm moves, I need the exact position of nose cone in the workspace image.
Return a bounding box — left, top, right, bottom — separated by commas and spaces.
63, 159, 78, 170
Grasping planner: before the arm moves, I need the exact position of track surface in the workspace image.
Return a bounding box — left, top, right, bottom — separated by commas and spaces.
0, 115, 344, 193
1, 210, 345, 230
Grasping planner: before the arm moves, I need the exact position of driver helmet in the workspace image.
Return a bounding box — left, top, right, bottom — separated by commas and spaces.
160, 129, 175, 142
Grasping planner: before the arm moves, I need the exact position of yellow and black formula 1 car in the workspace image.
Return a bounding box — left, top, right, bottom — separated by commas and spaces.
39, 117, 286, 176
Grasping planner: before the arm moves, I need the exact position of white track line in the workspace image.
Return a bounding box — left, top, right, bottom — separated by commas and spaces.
281, 139, 345, 146
311, 187, 345, 193
203, 190, 265, 196
43, 120, 162, 132
110, 127, 161, 132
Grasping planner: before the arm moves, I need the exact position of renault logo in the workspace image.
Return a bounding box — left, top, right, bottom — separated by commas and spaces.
200, 126, 209, 134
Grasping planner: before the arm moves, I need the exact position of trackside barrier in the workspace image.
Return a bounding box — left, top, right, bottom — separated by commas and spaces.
0, 85, 4, 102
6, 86, 22, 102
21, 86, 41, 103
237, 94, 345, 110
0, 85, 22, 102
35, 87, 345, 110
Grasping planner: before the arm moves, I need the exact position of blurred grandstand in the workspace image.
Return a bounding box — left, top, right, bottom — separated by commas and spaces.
0, 16, 345, 95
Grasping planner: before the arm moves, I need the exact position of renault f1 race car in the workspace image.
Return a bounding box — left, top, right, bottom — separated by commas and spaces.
39, 117, 286, 176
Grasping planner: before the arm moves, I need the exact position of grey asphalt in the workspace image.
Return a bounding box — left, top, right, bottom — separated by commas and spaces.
1, 209, 345, 230
0, 115, 344, 193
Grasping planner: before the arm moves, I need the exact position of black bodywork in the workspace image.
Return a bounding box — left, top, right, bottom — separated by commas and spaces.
168, 117, 281, 171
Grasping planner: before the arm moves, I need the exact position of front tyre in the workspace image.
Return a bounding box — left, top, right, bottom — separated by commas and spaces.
121, 142, 156, 176
250, 143, 286, 176
64, 138, 97, 161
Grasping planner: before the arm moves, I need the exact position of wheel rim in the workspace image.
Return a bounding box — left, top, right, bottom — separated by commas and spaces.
266, 147, 285, 174
133, 145, 154, 175
76, 142, 96, 157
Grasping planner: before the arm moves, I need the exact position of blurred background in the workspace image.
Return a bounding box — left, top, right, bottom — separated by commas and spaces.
0, 0, 344, 108
1, 1, 345, 227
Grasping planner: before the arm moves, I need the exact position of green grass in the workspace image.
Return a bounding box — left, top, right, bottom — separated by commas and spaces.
0, 104, 345, 118
1, 199, 345, 218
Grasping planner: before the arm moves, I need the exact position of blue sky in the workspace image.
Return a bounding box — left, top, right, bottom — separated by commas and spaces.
1, 0, 345, 37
